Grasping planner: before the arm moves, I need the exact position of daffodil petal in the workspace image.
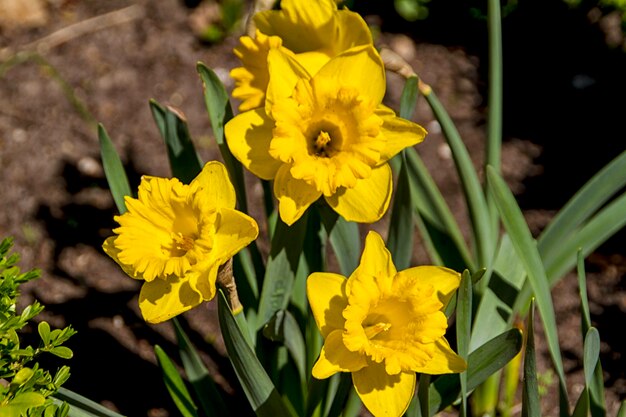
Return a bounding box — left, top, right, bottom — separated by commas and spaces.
294, 50, 332, 76
326, 163, 392, 223
312, 329, 368, 379
314, 45, 385, 106
352, 231, 397, 294
307, 272, 348, 338
376, 107, 427, 163
225, 108, 281, 180
102, 236, 144, 280
353, 363, 415, 417
254, 0, 336, 53
274, 164, 321, 226
415, 339, 467, 374
333, 10, 373, 54
395, 266, 461, 306
139, 276, 202, 323
190, 161, 236, 210
266, 48, 311, 116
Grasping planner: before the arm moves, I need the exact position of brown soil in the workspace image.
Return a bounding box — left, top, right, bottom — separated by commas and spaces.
1, 0, 624, 416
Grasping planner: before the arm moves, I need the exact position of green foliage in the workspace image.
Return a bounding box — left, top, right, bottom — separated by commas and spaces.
0, 238, 75, 417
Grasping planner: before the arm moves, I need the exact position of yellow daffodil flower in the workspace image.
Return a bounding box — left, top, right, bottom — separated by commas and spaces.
307, 231, 466, 417
231, 0, 372, 111
226, 45, 427, 225
102, 162, 258, 323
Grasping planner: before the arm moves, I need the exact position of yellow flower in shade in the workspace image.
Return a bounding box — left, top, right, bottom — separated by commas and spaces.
102, 162, 258, 323
230, 0, 372, 111
307, 231, 466, 417
226, 45, 427, 225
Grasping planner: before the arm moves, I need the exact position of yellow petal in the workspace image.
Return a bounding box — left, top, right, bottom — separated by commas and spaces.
353, 363, 415, 417
139, 276, 202, 323
376, 107, 427, 163
306, 272, 348, 338
326, 163, 392, 223
190, 208, 259, 300
274, 164, 321, 226
312, 329, 368, 379
333, 10, 373, 55
190, 161, 236, 210
102, 236, 144, 280
225, 108, 281, 180
254, 0, 336, 53
415, 339, 467, 374
313, 45, 385, 105
294, 50, 332, 76
266, 48, 311, 117
395, 266, 461, 306
353, 231, 397, 295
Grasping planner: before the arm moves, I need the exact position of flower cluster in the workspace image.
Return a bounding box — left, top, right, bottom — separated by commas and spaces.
102, 1, 465, 416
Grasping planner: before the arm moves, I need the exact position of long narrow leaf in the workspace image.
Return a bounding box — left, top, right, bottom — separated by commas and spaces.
149, 100, 203, 184
487, 166, 569, 415
54, 388, 126, 417
319, 205, 360, 276
387, 153, 414, 270
577, 252, 607, 417
172, 318, 227, 416
429, 328, 523, 414
154, 345, 199, 417
522, 300, 540, 417
584, 328, 600, 387
457, 270, 472, 417
218, 291, 298, 417
256, 215, 308, 329
422, 88, 493, 272
405, 147, 473, 271
539, 149, 626, 258
99, 124, 131, 214
262, 310, 307, 387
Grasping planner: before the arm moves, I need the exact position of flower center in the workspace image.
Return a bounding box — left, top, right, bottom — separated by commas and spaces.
364, 322, 391, 340
313, 130, 332, 157
171, 232, 195, 254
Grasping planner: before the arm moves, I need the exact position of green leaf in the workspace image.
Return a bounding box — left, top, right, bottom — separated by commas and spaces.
262, 310, 307, 387
2, 392, 46, 417
256, 215, 308, 330
522, 300, 540, 417
154, 345, 198, 417
38, 321, 51, 345
172, 318, 227, 417
617, 401, 626, 417
54, 388, 126, 417
49, 346, 73, 359
99, 124, 131, 214
149, 100, 203, 184
487, 166, 569, 415
387, 153, 414, 270
319, 205, 360, 276
399, 75, 419, 120
429, 328, 523, 414
422, 88, 493, 272
539, 149, 626, 259
456, 270, 472, 416
405, 147, 473, 271
583, 328, 600, 387
218, 291, 297, 417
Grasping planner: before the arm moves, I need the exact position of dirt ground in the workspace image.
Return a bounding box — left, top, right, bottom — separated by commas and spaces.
0, 0, 624, 416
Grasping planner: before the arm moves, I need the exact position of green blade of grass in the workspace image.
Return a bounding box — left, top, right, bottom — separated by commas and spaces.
172, 318, 227, 417
154, 345, 199, 417
522, 299, 540, 417
218, 291, 298, 417
98, 124, 131, 214
149, 99, 203, 184
486, 166, 569, 416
